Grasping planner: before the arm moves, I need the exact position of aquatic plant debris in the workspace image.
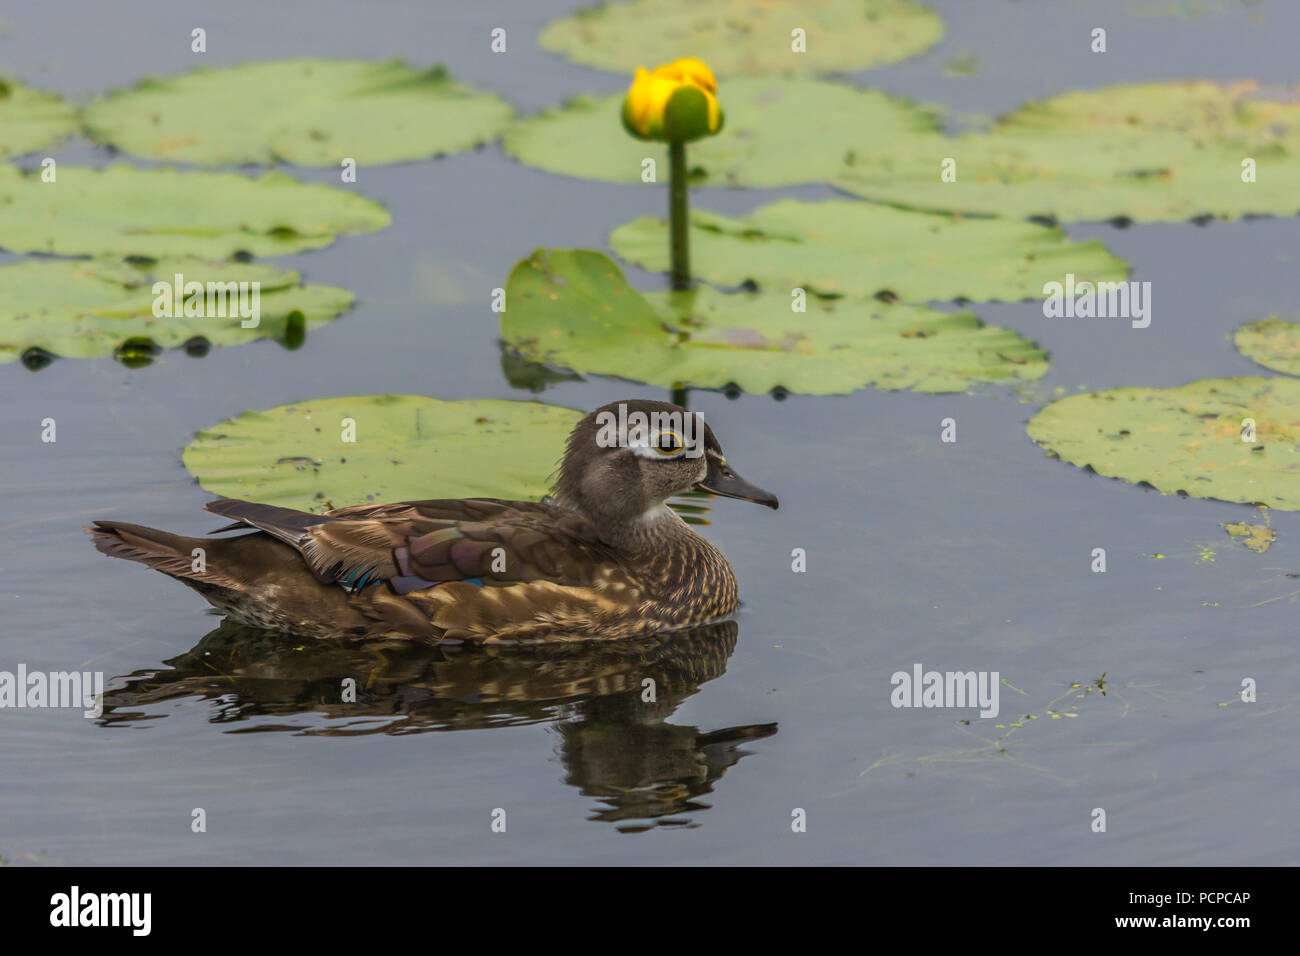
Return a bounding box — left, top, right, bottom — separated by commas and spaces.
0, 258, 353, 366
861, 673, 1114, 783
1027, 377, 1300, 510
538, 0, 943, 77
1222, 519, 1274, 553
184, 397, 581, 513
83, 59, 513, 166
501, 248, 1048, 396
0, 164, 391, 258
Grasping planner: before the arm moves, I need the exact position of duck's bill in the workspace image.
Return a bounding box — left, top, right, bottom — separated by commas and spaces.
698, 459, 779, 510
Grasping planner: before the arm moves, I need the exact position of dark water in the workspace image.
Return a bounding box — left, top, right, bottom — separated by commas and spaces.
1, 0, 1296, 865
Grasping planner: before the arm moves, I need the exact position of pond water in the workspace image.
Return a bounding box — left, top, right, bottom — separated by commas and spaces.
1, 0, 1296, 865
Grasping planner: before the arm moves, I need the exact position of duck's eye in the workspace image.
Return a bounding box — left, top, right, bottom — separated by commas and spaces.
653, 431, 684, 455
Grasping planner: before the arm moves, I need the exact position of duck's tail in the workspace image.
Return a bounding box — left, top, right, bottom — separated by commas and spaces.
86, 518, 403, 637
87, 520, 244, 590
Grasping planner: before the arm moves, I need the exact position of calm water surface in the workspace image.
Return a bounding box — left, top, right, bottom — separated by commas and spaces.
0, 0, 1296, 865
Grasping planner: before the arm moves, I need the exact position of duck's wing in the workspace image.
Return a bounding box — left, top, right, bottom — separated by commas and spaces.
203, 497, 612, 594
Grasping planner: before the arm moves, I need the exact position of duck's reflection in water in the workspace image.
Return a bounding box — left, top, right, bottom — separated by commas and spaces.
100, 619, 776, 831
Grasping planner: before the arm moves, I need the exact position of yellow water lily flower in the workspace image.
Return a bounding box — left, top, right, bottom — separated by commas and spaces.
653, 57, 717, 94
622, 58, 724, 143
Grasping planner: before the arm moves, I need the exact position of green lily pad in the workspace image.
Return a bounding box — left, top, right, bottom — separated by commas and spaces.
834, 81, 1300, 222
0, 257, 353, 366
610, 199, 1128, 303
1027, 377, 1300, 509
0, 164, 390, 257
504, 78, 943, 188
501, 249, 1047, 395
539, 0, 943, 77
83, 59, 513, 166
184, 397, 583, 513
1234, 318, 1300, 377
0, 77, 79, 159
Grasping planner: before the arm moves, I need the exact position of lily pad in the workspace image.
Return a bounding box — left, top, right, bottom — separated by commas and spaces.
501, 249, 1047, 395
0, 258, 352, 366
610, 200, 1128, 303
504, 78, 943, 188
0, 164, 390, 258
538, 0, 943, 77
184, 397, 583, 513
1234, 318, 1300, 377
0, 77, 79, 159
834, 81, 1300, 222
1027, 377, 1300, 509
83, 59, 513, 166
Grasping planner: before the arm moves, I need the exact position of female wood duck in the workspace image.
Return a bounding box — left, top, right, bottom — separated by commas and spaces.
89, 399, 777, 643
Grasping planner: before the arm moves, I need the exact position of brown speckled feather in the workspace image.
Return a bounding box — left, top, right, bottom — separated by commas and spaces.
206, 497, 616, 589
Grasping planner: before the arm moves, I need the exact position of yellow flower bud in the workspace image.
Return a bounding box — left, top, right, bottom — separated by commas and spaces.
622, 58, 724, 143
652, 57, 716, 94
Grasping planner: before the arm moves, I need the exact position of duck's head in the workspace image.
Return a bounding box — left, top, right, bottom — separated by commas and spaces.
551, 399, 778, 534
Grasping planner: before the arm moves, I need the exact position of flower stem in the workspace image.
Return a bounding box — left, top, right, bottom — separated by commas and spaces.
668, 140, 689, 291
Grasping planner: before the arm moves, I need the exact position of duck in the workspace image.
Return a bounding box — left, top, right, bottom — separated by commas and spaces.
88, 399, 778, 643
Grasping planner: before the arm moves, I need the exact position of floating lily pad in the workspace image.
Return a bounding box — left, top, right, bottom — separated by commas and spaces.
0, 77, 78, 159
834, 81, 1300, 222
184, 397, 582, 513
0, 258, 352, 366
539, 0, 943, 76
0, 164, 391, 258
610, 200, 1128, 303
505, 78, 942, 187
83, 59, 513, 166
1027, 378, 1300, 509
501, 249, 1047, 395
1234, 318, 1300, 377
